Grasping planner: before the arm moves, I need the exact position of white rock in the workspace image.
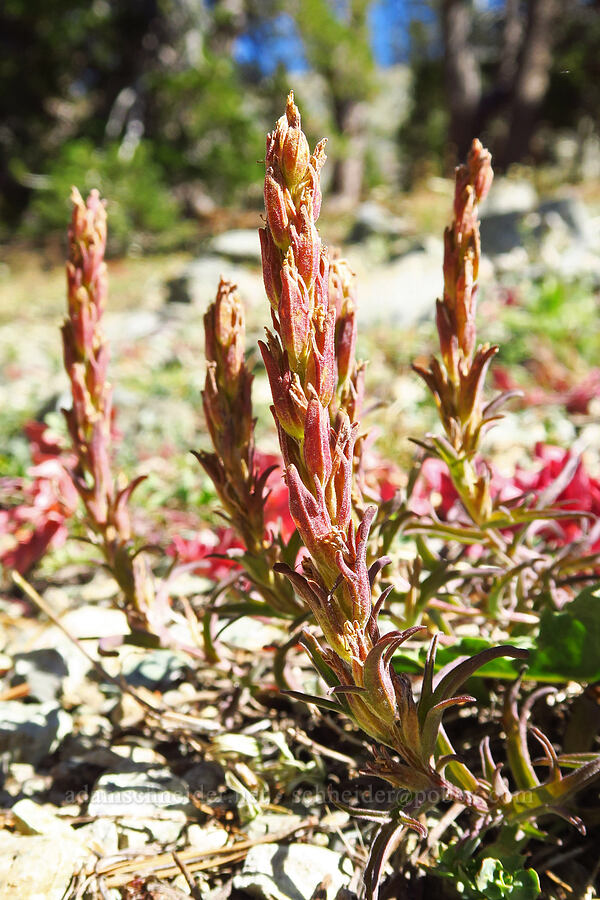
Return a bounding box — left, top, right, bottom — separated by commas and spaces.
12, 799, 75, 837
105, 310, 161, 345
187, 823, 229, 852
245, 812, 304, 840
60, 603, 129, 640
480, 178, 538, 216
220, 616, 285, 651
0, 833, 89, 900
76, 817, 120, 855
356, 241, 443, 326
233, 842, 352, 900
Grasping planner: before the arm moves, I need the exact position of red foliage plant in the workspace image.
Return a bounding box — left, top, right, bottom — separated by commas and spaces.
0, 422, 77, 574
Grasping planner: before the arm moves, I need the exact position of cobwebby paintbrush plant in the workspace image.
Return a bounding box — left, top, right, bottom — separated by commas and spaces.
257, 90, 517, 853
62, 188, 160, 635
404, 141, 598, 630
256, 95, 600, 897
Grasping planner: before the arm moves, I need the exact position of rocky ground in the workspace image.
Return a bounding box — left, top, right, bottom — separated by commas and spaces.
1, 175, 600, 898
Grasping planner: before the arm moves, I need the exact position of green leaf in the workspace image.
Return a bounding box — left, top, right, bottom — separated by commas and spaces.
393, 636, 534, 681
434, 844, 540, 899
392, 588, 600, 685
473, 858, 540, 899
529, 584, 600, 683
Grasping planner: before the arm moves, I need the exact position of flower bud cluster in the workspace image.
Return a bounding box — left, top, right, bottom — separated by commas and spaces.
197, 279, 263, 554
439, 139, 493, 375
196, 278, 301, 617
259, 94, 372, 625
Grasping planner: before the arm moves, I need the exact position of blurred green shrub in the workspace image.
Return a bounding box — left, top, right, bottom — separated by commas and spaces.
398, 22, 448, 185
21, 140, 178, 255
151, 56, 264, 200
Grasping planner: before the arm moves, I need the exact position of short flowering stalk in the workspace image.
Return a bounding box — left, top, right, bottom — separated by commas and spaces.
197, 278, 266, 557
413, 141, 498, 525
62, 188, 156, 632
195, 278, 301, 617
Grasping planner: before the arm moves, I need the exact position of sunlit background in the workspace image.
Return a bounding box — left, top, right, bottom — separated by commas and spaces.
1, 0, 600, 568
1, 0, 599, 251
1, 10, 600, 897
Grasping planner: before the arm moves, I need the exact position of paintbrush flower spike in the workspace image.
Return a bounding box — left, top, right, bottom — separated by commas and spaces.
259, 98, 530, 836
62, 188, 157, 632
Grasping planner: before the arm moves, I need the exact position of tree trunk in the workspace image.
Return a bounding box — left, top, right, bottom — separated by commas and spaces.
498, 0, 525, 93
499, 0, 560, 166
330, 97, 368, 209
441, 0, 482, 161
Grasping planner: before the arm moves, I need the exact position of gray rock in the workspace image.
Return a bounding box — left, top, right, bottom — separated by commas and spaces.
356, 237, 443, 326
479, 211, 528, 257
348, 201, 408, 242
172, 255, 265, 311
182, 761, 226, 799
478, 178, 540, 257
29, 604, 129, 696
122, 649, 189, 691
118, 815, 186, 848
165, 274, 193, 304
480, 178, 538, 216
480, 192, 596, 264
210, 228, 262, 262
87, 767, 192, 818
0, 701, 72, 765
10, 648, 68, 702
233, 842, 353, 900
536, 196, 592, 242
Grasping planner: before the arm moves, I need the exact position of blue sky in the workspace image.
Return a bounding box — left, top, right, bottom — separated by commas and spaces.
233, 0, 434, 72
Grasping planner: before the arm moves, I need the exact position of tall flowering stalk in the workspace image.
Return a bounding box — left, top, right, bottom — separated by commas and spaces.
195, 277, 300, 617
259, 94, 522, 810
259, 94, 371, 642
62, 188, 156, 633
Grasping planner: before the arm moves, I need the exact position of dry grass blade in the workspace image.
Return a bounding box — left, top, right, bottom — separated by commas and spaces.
95, 817, 316, 888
